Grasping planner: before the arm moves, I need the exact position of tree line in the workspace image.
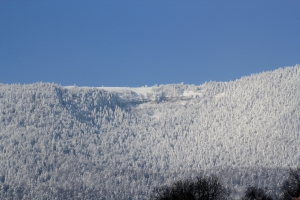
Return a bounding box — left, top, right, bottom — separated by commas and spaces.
151, 167, 300, 200
1, 166, 298, 199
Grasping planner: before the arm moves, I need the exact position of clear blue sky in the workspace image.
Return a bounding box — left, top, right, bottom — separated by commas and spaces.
1, 1, 299, 87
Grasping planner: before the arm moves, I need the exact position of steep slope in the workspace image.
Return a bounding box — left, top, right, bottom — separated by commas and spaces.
0, 66, 299, 199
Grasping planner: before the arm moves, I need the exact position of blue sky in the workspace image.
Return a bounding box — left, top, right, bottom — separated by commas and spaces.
1, 1, 299, 87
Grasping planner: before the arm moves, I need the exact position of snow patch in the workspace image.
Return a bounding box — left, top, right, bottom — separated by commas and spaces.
215, 92, 225, 98
183, 91, 202, 98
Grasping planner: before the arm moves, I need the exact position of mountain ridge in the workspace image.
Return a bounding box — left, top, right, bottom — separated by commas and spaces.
0, 65, 299, 199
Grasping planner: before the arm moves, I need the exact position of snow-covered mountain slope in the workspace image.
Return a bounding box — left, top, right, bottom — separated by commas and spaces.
0, 65, 299, 199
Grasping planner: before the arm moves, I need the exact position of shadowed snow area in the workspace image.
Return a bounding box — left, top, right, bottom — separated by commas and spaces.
0, 65, 299, 199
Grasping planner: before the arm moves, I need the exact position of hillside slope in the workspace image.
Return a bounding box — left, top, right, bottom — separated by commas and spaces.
0, 65, 299, 199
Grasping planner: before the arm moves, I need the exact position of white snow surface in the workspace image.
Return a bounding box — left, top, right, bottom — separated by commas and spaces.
65, 86, 153, 96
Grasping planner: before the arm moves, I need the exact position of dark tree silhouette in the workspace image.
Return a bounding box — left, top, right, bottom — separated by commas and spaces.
279, 167, 300, 200
194, 175, 229, 200
151, 175, 229, 200
242, 186, 273, 200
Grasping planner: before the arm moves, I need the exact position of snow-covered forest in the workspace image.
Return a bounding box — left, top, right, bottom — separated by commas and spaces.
0, 66, 299, 199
